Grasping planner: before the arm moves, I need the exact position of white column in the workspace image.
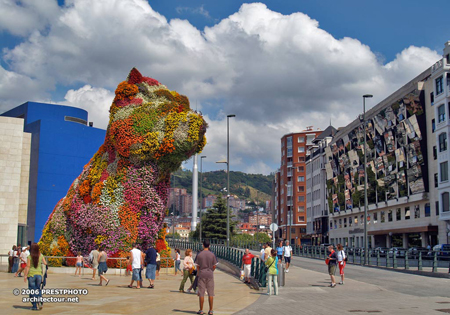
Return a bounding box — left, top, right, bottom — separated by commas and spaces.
191, 154, 198, 231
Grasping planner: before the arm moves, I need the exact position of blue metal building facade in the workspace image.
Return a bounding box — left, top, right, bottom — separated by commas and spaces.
1, 102, 106, 242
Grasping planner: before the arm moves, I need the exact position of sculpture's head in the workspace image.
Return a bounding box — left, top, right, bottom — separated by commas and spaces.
105, 68, 207, 174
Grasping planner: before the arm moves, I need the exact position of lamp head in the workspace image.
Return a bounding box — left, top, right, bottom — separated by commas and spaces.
363, 94, 373, 98
227, 114, 236, 118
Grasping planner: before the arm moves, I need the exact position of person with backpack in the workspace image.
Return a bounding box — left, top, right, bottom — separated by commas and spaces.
326, 245, 337, 287
336, 243, 346, 285
265, 249, 279, 295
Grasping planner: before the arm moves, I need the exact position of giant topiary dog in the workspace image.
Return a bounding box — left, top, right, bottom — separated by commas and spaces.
39, 68, 207, 259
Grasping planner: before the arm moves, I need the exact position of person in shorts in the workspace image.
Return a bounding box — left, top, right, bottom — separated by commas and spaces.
276, 241, 284, 261
145, 244, 157, 289
128, 243, 144, 289
75, 252, 83, 277
241, 248, 258, 284
326, 245, 337, 287
89, 246, 100, 280
336, 243, 346, 285
195, 239, 218, 315
283, 241, 293, 272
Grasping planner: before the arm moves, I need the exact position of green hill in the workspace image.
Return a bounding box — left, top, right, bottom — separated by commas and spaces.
171, 169, 274, 205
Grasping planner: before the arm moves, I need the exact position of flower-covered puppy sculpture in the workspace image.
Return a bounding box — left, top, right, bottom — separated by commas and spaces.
40, 68, 207, 259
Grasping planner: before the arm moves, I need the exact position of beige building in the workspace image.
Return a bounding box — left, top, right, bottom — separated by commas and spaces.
0, 117, 31, 254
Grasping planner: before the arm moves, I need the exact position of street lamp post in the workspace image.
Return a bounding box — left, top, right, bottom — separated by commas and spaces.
363, 94, 373, 265
199, 155, 206, 242
216, 114, 235, 247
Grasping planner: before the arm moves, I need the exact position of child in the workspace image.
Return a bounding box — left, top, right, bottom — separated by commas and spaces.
75, 252, 83, 277
125, 256, 132, 276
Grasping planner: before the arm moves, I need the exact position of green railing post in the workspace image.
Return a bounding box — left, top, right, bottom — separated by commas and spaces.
360, 250, 363, 265
393, 252, 397, 269
386, 253, 391, 268
405, 252, 409, 270
432, 251, 438, 273
376, 251, 380, 267
250, 257, 255, 277
418, 251, 423, 271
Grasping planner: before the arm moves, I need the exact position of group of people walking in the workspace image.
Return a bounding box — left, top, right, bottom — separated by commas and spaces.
7, 244, 30, 276
326, 243, 346, 287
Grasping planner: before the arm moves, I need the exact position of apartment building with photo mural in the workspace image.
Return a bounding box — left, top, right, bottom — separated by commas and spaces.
326, 43, 450, 248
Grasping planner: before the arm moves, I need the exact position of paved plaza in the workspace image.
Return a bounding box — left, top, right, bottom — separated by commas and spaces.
2, 255, 450, 314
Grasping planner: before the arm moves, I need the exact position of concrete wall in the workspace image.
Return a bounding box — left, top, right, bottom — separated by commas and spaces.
0, 117, 30, 254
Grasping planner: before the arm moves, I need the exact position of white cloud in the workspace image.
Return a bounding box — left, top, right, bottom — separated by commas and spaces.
0, 1, 442, 174
176, 5, 211, 19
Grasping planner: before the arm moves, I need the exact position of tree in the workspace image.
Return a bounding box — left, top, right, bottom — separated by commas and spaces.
192, 196, 234, 240
166, 232, 181, 239
254, 232, 270, 244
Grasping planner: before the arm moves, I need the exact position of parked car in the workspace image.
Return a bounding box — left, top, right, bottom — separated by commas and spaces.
388, 247, 407, 258
407, 247, 428, 258
432, 244, 450, 256
373, 247, 389, 257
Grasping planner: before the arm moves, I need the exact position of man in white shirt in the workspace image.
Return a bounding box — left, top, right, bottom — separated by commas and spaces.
260, 244, 266, 261
283, 241, 293, 272
128, 243, 145, 289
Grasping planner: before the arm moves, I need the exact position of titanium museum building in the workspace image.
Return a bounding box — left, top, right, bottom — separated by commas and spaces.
327, 42, 450, 248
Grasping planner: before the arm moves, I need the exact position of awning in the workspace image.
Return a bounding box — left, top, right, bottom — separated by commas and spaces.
368, 225, 438, 235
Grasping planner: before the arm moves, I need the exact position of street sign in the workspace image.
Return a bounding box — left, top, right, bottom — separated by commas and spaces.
270, 223, 278, 231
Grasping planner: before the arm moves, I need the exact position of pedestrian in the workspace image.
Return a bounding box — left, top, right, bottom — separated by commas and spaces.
260, 243, 266, 261
175, 248, 182, 276
265, 249, 279, 295
241, 249, 257, 284
8, 245, 16, 273
264, 242, 272, 262
283, 240, 293, 273
336, 243, 346, 285
89, 245, 100, 280
156, 251, 161, 278
75, 252, 83, 277
326, 245, 337, 287
12, 245, 19, 274
195, 239, 218, 315
145, 244, 157, 289
128, 243, 144, 289
97, 247, 110, 286
276, 241, 283, 262
23, 243, 47, 311
14, 247, 27, 277
179, 249, 195, 292
125, 256, 132, 276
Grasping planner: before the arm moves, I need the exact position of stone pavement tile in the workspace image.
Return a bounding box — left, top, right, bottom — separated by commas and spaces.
0, 269, 258, 314
236, 261, 450, 315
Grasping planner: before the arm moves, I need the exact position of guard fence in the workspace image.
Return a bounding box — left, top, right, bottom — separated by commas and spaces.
169, 239, 268, 287
169, 239, 450, 274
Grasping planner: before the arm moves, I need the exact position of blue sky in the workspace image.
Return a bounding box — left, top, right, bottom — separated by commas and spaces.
0, 0, 448, 174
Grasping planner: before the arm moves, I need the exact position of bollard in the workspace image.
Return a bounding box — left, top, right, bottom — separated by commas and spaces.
432, 251, 438, 273
278, 262, 285, 287
405, 252, 409, 270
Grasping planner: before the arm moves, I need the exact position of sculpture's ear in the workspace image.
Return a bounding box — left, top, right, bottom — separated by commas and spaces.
127, 67, 144, 85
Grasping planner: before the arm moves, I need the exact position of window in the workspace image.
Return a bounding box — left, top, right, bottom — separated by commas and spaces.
440, 162, 449, 182
405, 207, 410, 220
354, 216, 358, 224
438, 104, 445, 123
436, 76, 444, 95
298, 156, 305, 162
290, 227, 296, 234
298, 216, 305, 222
349, 217, 353, 227
432, 119, 435, 132
298, 147, 305, 153
380, 211, 385, 223
298, 176, 305, 182
339, 219, 342, 229
436, 201, 440, 216
425, 203, 431, 217
435, 173, 439, 188
298, 166, 304, 172
298, 136, 304, 143
396, 208, 401, 221
298, 206, 305, 212
373, 212, 378, 223
298, 196, 304, 202
414, 205, 420, 219
330, 221, 333, 229
334, 220, 337, 229
439, 133, 447, 152
388, 210, 393, 222
298, 186, 304, 192
360, 214, 364, 224
443, 192, 450, 212
434, 146, 437, 160
430, 92, 434, 105
344, 218, 347, 228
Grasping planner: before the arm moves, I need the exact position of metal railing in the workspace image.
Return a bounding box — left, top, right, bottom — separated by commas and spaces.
169, 239, 268, 287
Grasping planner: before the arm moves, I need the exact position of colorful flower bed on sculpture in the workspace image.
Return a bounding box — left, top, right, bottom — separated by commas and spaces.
39, 68, 207, 264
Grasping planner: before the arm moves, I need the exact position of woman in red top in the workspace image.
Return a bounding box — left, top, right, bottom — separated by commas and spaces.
241, 249, 259, 284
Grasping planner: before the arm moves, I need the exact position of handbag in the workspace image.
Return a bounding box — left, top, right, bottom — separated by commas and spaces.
264, 257, 276, 273
341, 250, 348, 262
